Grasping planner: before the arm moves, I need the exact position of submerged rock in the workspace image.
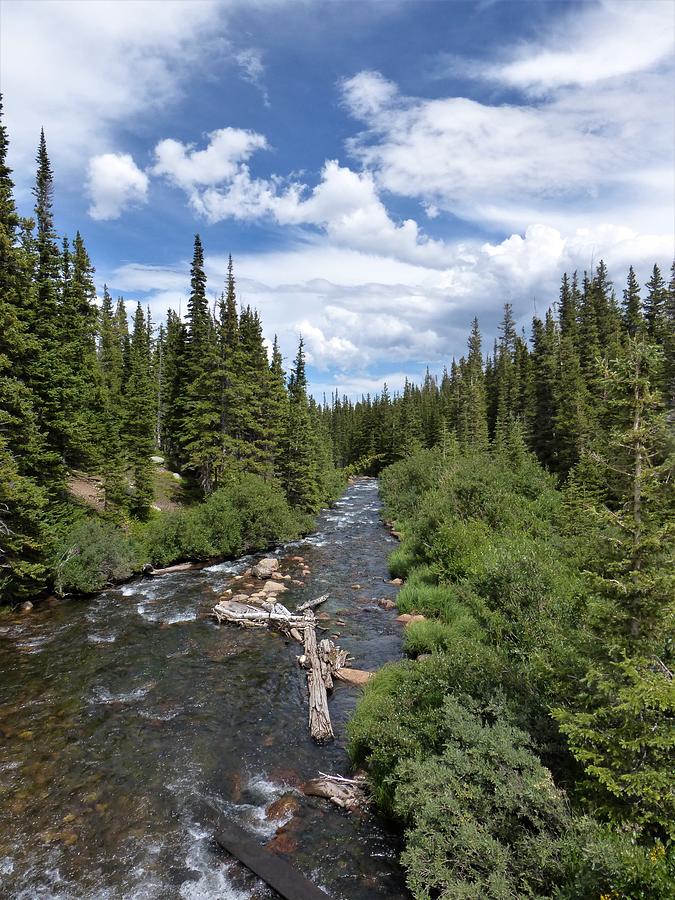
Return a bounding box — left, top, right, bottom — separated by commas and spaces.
378, 598, 396, 610
265, 792, 300, 822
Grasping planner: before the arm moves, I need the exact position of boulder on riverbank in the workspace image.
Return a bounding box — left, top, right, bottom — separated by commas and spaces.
378, 598, 396, 610
396, 613, 426, 626
335, 668, 374, 686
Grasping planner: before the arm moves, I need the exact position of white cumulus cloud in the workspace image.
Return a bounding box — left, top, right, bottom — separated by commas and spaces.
87, 153, 149, 220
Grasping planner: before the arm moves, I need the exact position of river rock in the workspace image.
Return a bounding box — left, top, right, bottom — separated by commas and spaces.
262, 580, 287, 594
266, 830, 298, 854
389, 577, 403, 585
396, 613, 426, 625
19, 601, 33, 612
252, 558, 279, 579
378, 598, 396, 610
265, 792, 300, 822
335, 668, 374, 686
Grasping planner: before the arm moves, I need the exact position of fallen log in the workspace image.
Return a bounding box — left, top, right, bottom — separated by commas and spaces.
302, 772, 369, 811
212, 599, 306, 628
212, 598, 348, 742
143, 561, 196, 577
303, 622, 333, 742
215, 819, 332, 900
296, 593, 329, 613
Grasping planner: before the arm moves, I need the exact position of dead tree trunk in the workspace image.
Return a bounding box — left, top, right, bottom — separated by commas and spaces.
303, 620, 333, 742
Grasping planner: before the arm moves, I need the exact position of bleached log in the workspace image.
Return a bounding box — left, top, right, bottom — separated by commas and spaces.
144, 561, 196, 576
302, 772, 368, 810
317, 638, 348, 690
296, 593, 329, 613
304, 621, 333, 742
212, 599, 306, 629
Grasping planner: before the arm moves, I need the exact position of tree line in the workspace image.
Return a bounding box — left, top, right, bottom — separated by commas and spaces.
0, 98, 338, 603
325, 259, 674, 478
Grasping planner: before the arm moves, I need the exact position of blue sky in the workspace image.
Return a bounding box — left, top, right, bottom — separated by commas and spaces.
2, 0, 674, 398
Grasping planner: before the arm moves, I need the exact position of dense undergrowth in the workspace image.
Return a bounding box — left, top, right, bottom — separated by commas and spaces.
45, 472, 322, 598
349, 444, 674, 899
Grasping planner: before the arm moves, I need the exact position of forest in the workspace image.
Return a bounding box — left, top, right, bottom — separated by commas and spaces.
0, 99, 342, 604
1, 91, 674, 898
339, 264, 674, 894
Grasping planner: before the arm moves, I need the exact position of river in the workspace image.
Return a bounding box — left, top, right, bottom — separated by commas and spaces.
0, 478, 409, 899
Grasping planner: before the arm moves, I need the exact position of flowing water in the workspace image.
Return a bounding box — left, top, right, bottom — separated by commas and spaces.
0, 479, 409, 899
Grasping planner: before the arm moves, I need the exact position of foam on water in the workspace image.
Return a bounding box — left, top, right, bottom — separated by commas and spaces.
87, 631, 117, 643
92, 684, 154, 705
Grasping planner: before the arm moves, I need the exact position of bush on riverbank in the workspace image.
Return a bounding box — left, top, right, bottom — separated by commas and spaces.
350, 444, 674, 898
49, 474, 309, 596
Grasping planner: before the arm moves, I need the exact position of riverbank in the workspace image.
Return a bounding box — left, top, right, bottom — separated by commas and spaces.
8, 470, 350, 613
0, 478, 410, 899
348, 447, 674, 899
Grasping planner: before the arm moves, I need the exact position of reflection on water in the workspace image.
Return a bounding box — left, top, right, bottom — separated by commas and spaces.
0, 479, 408, 899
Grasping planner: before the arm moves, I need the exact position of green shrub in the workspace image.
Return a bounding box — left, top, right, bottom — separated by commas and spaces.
379, 448, 444, 523
53, 520, 140, 594
348, 650, 506, 815
395, 695, 571, 899
556, 822, 675, 900
140, 474, 304, 565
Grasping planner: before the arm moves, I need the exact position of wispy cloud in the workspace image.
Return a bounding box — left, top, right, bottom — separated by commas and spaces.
234, 48, 270, 106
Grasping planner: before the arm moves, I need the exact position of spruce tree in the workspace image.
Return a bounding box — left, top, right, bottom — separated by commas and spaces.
123, 304, 155, 517
528, 313, 557, 468
283, 337, 321, 510
622, 265, 644, 337
555, 338, 674, 835
180, 236, 222, 493
644, 264, 668, 344
457, 318, 488, 449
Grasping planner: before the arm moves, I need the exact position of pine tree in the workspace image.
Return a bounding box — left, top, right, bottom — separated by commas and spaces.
493, 304, 518, 446
457, 318, 488, 449
283, 337, 321, 510
267, 335, 289, 479
644, 264, 668, 344
179, 236, 222, 494
622, 265, 644, 338
555, 338, 674, 836
29, 130, 66, 465
123, 304, 155, 517
528, 313, 557, 468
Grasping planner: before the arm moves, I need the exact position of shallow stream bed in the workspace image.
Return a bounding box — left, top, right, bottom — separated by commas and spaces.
0, 479, 409, 899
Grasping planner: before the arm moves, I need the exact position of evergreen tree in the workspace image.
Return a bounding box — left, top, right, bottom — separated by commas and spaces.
457, 318, 488, 449
644, 264, 668, 344
528, 312, 557, 468
621, 265, 644, 338
556, 338, 673, 835
283, 337, 321, 510
123, 304, 155, 517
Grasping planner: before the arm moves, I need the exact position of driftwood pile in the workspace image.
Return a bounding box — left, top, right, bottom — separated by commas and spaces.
213, 592, 349, 742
